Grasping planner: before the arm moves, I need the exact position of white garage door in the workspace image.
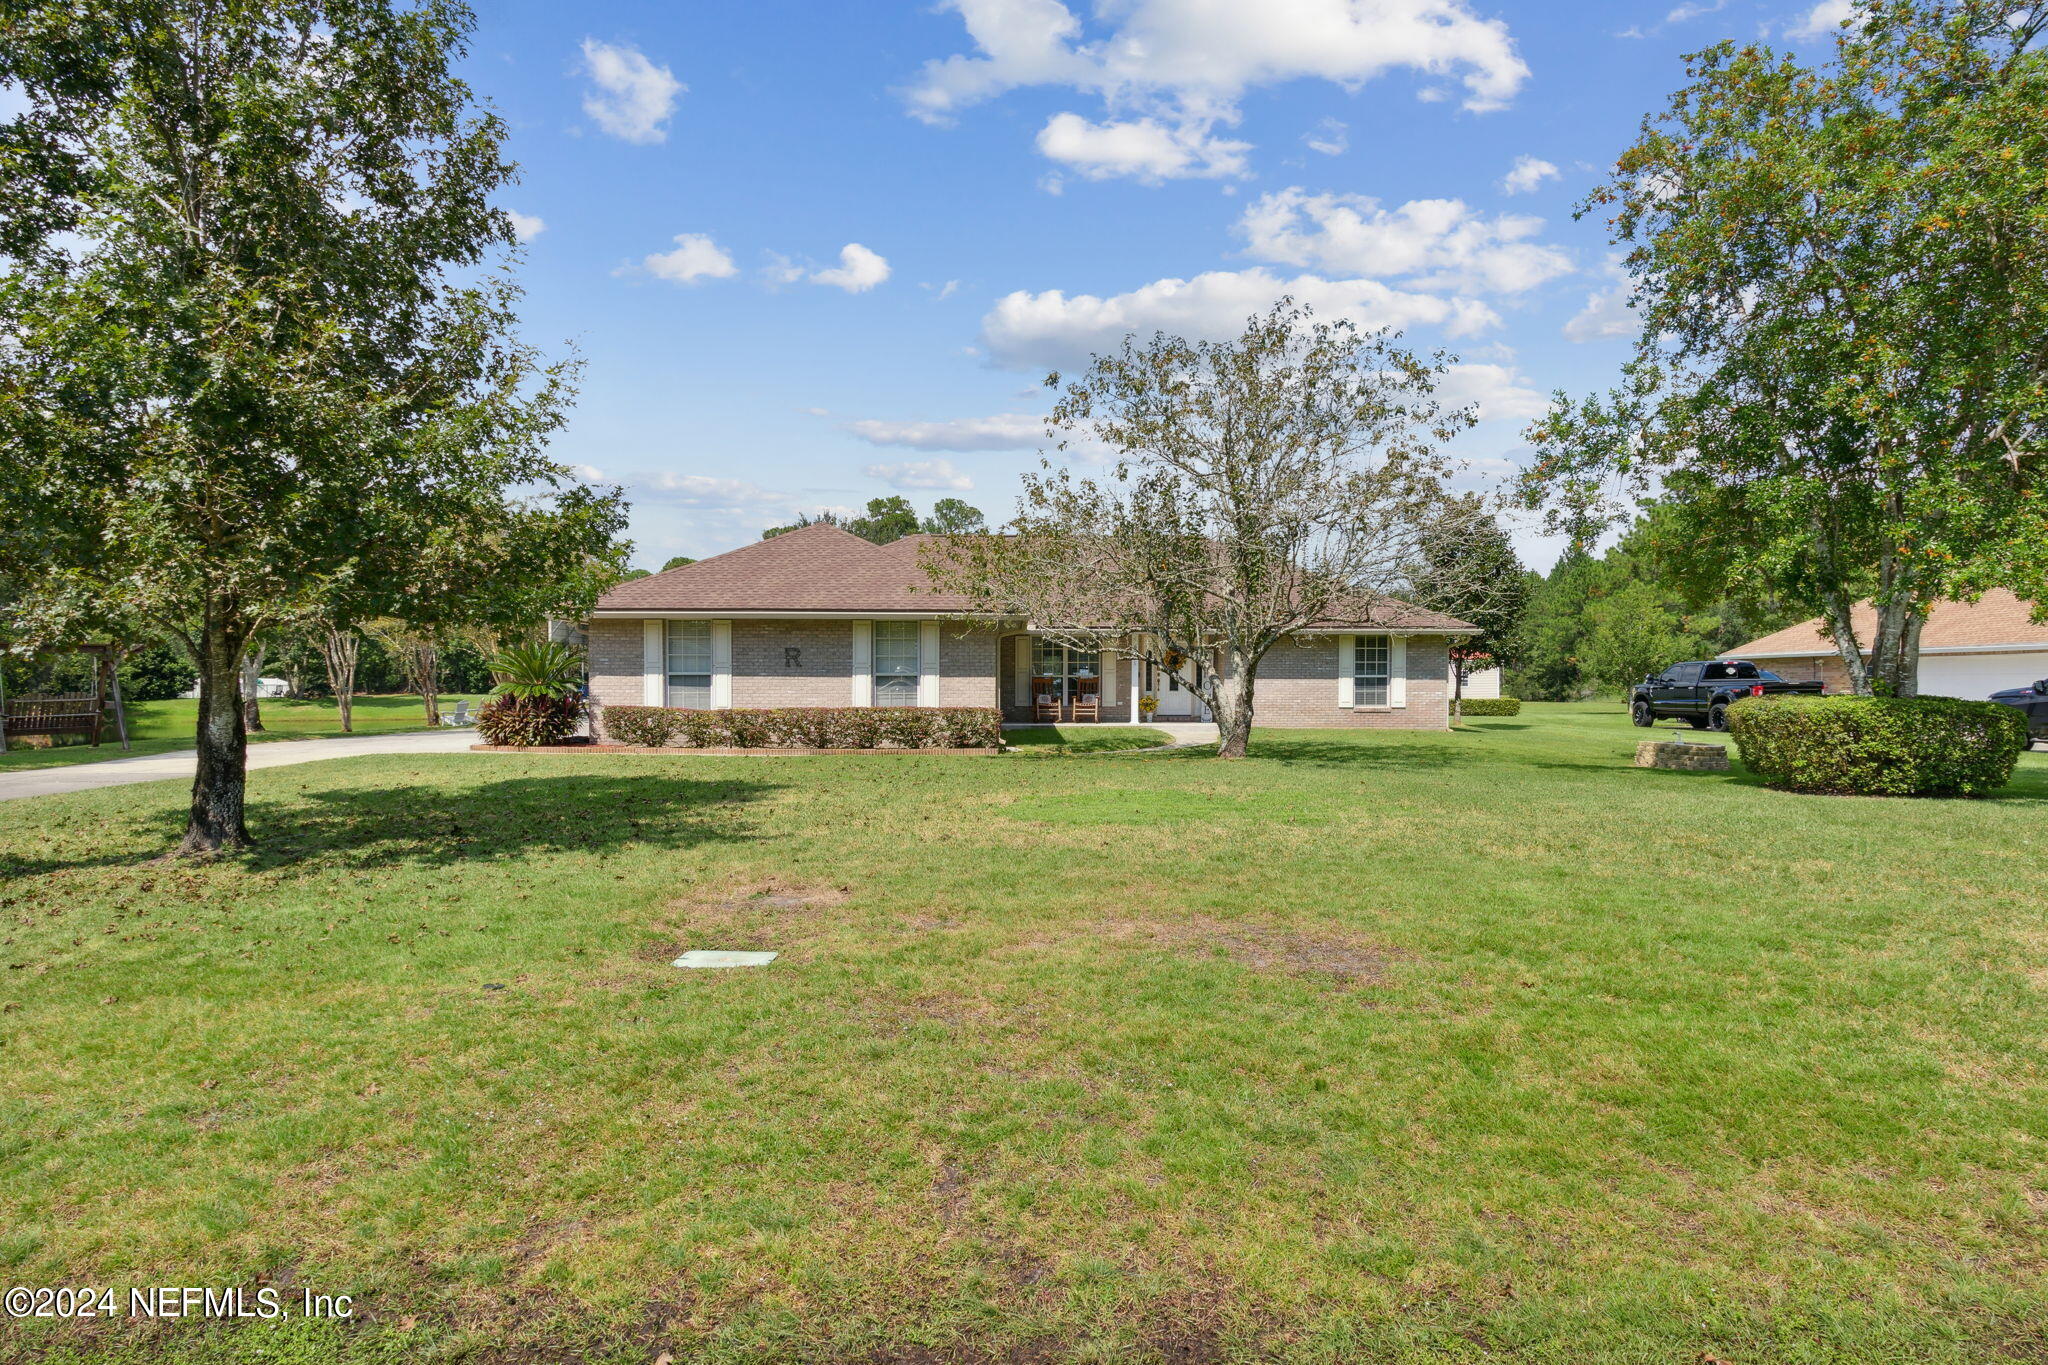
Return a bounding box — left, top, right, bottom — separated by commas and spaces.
1921, 651, 2048, 701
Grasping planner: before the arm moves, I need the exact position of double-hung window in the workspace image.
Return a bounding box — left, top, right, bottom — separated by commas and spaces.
1353, 634, 1391, 707
665, 621, 714, 708
872, 621, 920, 707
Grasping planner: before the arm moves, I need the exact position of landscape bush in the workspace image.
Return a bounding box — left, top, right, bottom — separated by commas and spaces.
1459, 697, 1522, 717
599, 706, 677, 747
593, 705, 1001, 749
475, 693, 584, 747
1728, 694, 2029, 797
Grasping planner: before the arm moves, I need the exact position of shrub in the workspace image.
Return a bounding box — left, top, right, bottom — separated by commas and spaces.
600, 705, 677, 747
476, 693, 584, 747
939, 707, 1003, 748
1728, 694, 2029, 797
673, 710, 728, 749
590, 705, 1002, 749
1459, 697, 1522, 717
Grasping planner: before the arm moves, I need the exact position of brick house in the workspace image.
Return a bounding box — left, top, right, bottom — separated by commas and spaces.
1723, 589, 2048, 699
585, 522, 1479, 730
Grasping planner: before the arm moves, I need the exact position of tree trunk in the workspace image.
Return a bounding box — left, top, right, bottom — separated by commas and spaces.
1451, 655, 1465, 725
1820, 591, 1871, 696
240, 644, 266, 732
414, 641, 440, 726
1209, 650, 1255, 759
180, 611, 252, 855
320, 628, 359, 733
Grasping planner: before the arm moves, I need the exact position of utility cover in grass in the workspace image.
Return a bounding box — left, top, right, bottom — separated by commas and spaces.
674, 950, 779, 969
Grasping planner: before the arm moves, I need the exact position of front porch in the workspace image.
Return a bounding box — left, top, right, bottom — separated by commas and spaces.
995, 631, 1214, 725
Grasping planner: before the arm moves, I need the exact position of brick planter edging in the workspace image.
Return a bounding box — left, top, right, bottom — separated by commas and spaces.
470, 743, 1003, 756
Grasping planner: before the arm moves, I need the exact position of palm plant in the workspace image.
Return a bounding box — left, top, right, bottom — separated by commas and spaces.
486, 641, 584, 701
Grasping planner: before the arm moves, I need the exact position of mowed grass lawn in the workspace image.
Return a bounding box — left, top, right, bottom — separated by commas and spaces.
0, 695, 484, 773
2, 703, 2045, 1364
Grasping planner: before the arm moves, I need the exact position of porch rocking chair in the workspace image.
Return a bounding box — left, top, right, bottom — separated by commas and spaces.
1031, 675, 1062, 723
1069, 676, 1101, 723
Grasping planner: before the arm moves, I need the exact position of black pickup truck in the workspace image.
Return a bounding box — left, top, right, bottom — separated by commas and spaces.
1630, 659, 1826, 731
1990, 678, 2048, 744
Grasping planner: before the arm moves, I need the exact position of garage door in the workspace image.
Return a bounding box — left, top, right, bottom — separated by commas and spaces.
1921, 651, 2048, 701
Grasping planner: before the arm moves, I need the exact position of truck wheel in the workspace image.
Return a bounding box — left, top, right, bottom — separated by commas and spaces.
1709, 703, 1730, 732
1631, 700, 1653, 728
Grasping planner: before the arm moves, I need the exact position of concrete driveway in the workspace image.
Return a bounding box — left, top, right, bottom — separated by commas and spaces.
0, 729, 482, 803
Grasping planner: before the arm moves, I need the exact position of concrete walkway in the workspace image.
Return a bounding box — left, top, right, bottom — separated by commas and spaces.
1002, 720, 1221, 747
0, 729, 481, 803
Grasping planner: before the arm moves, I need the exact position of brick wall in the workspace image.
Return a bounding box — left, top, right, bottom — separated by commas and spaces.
937, 626, 1000, 708
731, 621, 857, 708
1252, 634, 1452, 730
585, 618, 1001, 714
587, 619, 646, 712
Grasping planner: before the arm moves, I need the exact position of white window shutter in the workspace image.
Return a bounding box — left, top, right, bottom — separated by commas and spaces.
917, 621, 940, 706
1014, 635, 1032, 705
1336, 634, 1355, 708
643, 620, 664, 706
710, 620, 733, 709
1390, 635, 1408, 708
851, 620, 873, 706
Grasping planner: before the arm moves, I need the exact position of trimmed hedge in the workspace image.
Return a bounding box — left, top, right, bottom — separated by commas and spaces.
597, 705, 1002, 750
1727, 694, 2029, 797
475, 693, 584, 747
1459, 697, 1522, 717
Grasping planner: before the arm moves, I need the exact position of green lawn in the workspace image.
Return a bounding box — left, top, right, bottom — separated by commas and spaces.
0, 694, 485, 773
2, 702, 2044, 1364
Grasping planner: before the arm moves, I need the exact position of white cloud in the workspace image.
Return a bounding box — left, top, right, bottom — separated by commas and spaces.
903, 0, 1528, 179
1436, 362, 1550, 421
1665, 0, 1725, 22
927, 280, 963, 300
810, 243, 892, 293
1236, 188, 1572, 295
980, 268, 1501, 371
579, 39, 683, 145
906, 0, 1529, 119
1787, 0, 1857, 39
1498, 155, 1559, 196
1304, 117, 1348, 156
845, 413, 1047, 452
1035, 111, 1250, 182
506, 210, 546, 242
864, 459, 976, 491
638, 233, 737, 285
1563, 283, 1636, 342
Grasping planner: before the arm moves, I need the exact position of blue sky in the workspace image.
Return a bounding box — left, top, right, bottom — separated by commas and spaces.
471, 0, 1854, 573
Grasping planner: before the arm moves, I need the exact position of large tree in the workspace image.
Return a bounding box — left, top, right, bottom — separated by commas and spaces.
1520, 0, 2048, 697
0, 0, 623, 853
929, 302, 1488, 759
1413, 497, 1529, 719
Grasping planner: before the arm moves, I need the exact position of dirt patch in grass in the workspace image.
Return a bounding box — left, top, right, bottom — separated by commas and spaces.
636, 879, 851, 961
1097, 914, 1402, 985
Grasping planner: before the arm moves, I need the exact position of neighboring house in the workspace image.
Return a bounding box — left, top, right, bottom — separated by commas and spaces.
1449, 654, 1502, 700
180, 676, 289, 700
1724, 589, 2048, 700
584, 522, 1478, 729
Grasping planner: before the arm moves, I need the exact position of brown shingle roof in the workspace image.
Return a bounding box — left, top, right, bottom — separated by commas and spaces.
592, 522, 1478, 632
1726, 589, 2048, 656
593, 523, 979, 613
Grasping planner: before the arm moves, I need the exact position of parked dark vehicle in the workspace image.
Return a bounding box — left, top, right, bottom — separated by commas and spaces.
1989, 678, 2048, 744
1630, 660, 1826, 731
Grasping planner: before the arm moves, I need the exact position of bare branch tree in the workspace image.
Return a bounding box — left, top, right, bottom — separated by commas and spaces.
926, 300, 1499, 758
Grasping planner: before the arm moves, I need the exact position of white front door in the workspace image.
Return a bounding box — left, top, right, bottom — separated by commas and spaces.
1148, 654, 1206, 718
